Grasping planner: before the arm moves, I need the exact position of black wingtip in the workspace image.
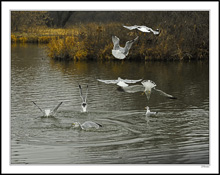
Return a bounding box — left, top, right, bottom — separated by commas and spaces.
169, 96, 177, 99
97, 123, 102, 127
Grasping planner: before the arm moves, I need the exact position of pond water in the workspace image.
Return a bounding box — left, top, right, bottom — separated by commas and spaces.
11, 44, 209, 164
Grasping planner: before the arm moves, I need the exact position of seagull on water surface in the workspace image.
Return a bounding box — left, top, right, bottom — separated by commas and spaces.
32, 101, 63, 117
145, 106, 158, 117
79, 84, 89, 112
97, 77, 142, 87
72, 121, 102, 130
123, 25, 160, 36
112, 35, 139, 59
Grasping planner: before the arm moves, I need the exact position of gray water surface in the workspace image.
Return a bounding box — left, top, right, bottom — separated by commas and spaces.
11, 44, 209, 164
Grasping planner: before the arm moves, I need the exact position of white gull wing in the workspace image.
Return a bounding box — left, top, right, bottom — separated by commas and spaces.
98, 78, 142, 85
84, 85, 89, 103
153, 88, 177, 99
79, 84, 85, 102
123, 78, 142, 83
97, 79, 119, 84
112, 36, 120, 50
32, 101, 44, 115
124, 36, 139, 55
51, 102, 63, 115
123, 25, 138, 30
119, 85, 145, 93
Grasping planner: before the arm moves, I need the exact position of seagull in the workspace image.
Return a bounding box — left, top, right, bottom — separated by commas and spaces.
141, 80, 177, 100
118, 80, 177, 100
123, 25, 160, 35
72, 121, 102, 130
112, 35, 139, 59
79, 84, 88, 112
32, 101, 63, 117
97, 77, 142, 87
145, 106, 158, 117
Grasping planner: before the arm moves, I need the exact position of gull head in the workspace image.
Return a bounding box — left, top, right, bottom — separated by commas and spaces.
81, 102, 87, 112
145, 106, 150, 111
118, 77, 122, 81
72, 122, 81, 128
154, 29, 161, 35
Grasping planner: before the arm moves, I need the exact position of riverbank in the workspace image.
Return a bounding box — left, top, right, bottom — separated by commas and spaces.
11, 22, 209, 61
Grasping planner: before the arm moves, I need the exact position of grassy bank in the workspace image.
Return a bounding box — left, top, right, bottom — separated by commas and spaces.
11, 22, 209, 61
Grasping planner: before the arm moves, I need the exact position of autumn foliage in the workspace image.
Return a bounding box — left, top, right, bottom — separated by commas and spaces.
11, 11, 209, 61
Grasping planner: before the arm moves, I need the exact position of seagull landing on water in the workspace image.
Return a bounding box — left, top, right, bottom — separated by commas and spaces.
141, 80, 177, 100
145, 106, 158, 117
72, 121, 102, 130
112, 35, 139, 60
123, 25, 160, 36
97, 77, 142, 87
32, 101, 63, 117
79, 84, 88, 112
118, 80, 177, 100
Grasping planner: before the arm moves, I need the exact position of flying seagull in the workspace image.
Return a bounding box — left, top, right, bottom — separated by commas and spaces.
32, 101, 63, 117
141, 80, 177, 100
97, 77, 142, 87
79, 84, 89, 112
118, 80, 177, 100
72, 121, 102, 130
145, 106, 158, 117
123, 25, 160, 35
112, 35, 139, 59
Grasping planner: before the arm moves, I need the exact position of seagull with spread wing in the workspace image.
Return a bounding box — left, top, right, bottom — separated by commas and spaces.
141, 80, 177, 100
32, 101, 63, 117
112, 35, 139, 59
123, 25, 160, 35
118, 80, 177, 100
79, 84, 89, 112
97, 77, 142, 87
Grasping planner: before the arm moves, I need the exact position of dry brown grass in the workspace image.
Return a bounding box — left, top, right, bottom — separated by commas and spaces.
11, 22, 209, 61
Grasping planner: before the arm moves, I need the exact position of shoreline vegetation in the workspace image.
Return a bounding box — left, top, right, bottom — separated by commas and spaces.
11, 12, 209, 61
